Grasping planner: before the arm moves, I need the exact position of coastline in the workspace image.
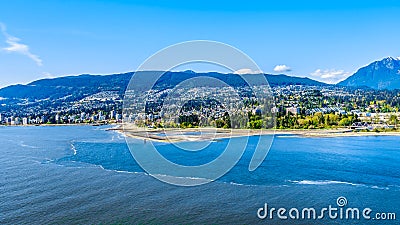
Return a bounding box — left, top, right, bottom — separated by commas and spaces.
4, 123, 400, 141
115, 125, 400, 143
0, 123, 120, 127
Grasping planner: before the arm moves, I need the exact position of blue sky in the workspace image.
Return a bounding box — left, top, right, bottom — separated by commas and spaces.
0, 0, 400, 87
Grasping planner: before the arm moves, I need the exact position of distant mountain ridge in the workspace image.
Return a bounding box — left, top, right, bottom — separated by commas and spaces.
0, 72, 325, 101
0, 73, 132, 100
338, 57, 400, 90
2, 55, 400, 106
0, 71, 327, 115
2, 56, 400, 105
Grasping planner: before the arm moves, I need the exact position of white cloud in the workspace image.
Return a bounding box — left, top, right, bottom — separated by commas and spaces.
234, 68, 262, 74
273, 65, 291, 73
42, 72, 54, 78
0, 22, 42, 66
310, 69, 352, 84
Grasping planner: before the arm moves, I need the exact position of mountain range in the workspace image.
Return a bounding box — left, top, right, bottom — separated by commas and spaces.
338, 57, 400, 90
1, 57, 400, 115
0, 72, 324, 104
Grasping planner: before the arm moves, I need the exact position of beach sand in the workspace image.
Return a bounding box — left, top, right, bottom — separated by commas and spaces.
110, 125, 400, 143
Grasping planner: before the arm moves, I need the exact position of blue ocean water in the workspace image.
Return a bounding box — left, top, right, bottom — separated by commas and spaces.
1, 126, 399, 224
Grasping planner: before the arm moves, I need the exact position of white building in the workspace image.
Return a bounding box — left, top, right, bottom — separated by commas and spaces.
110, 110, 116, 120
22, 117, 28, 125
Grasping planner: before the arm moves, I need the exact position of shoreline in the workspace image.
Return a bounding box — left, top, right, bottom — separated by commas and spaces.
0, 123, 120, 127
3, 124, 400, 141
116, 125, 400, 143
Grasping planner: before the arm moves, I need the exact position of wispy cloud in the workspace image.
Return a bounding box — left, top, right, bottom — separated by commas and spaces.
310, 69, 352, 84
273, 64, 291, 73
42, 72, 54, 78
234, 68, 262, 74
0, 22, 42, 66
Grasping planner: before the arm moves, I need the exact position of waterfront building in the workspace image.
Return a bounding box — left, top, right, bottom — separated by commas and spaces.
110, 110, 116, 120
22, 117, 28, 125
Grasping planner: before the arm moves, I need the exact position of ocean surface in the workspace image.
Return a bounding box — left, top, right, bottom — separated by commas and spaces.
1, 126, 399, 224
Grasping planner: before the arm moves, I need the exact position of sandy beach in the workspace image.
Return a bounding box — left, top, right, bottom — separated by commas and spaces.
110, 125, 400, 143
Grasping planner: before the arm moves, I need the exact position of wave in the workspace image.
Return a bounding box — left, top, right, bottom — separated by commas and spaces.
81, 164, 264, 187
371, 185, 390, 190
288, 180, 391, 190
92, 166, 279, 187
87, 164, 214, 184
228, 182, 261, 187
111, 133, 126, 141
92, 166, 214, 185
289, 180, 360, 186
102, 167, 147, 176
19, 141, 39, 149
151, 173, 213, 185
70, 143, 77, 155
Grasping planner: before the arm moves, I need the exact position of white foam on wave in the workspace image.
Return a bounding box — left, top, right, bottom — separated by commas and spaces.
289, 180, 392, 190
93, 164, 149, 176
289, 180, 360, 186
228, 182, 260, 187
111, 133, 126, 141
371, 185, 390, 190
70, 143, 77, 155
87, 165, 259, 186
152, 173, 212, 183
114, 170, 145, 175
229, 182, 245, 186
94, 166, 257, 187
19, 141, 39, 149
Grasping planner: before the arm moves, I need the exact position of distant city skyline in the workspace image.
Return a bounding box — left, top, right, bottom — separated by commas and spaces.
1, 0, 400, 88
